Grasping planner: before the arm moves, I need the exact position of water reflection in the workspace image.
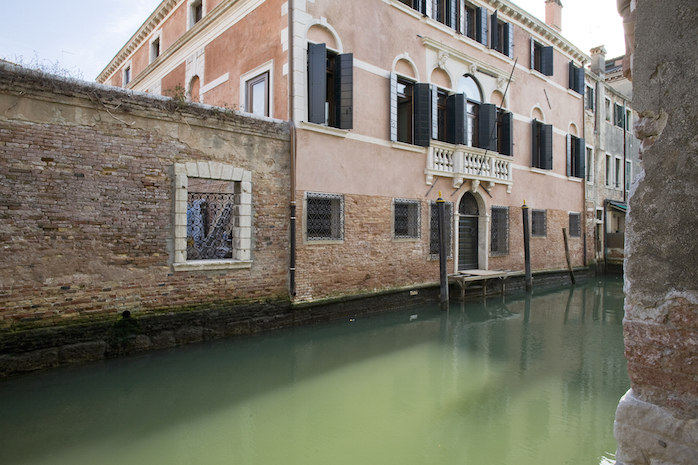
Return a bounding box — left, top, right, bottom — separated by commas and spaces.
0, 277, 627, 465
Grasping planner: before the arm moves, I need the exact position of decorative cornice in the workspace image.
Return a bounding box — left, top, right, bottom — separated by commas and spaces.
421, 37, 515, 83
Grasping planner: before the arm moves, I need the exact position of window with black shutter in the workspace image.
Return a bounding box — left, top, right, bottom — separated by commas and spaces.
413, 83, 432, 147
566, 134, 585, 179
476, 7, 488, 46
307, 43, 353, 129
531, 119, 553, 169
478, 103, 497, 151
497, 110, 513, 156
531, 38, 553, 76
464, 3, 477, 39
491, 12, 514, 58
614, 103, 626, 128
568, 61, 585, 95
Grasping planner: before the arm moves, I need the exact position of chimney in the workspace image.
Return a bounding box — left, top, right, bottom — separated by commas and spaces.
545, 0, 563, 33
590, 45, 607, 76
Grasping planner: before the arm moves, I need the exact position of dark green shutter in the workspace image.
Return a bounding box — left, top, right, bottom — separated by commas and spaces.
576, 137, 586, 178
308, 43, 326, 124
575, 67, 585, 97
476, 7, 488, 46
414, 83, 432, 147
478, 103, 497, 151
490, 11, 499, 50
447, 93, 466, 145
334, 53, 353, 129
500, 111, 513, 156
541, 124, 553, 170
541, 46, 554, 76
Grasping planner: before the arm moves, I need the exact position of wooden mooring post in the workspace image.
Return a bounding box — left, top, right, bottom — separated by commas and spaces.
562, 227, 576, 284
522, 201, 532, 292
437, 192, 449, 311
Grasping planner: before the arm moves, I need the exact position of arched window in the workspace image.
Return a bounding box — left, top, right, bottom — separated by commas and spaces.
457, 75, 482, 147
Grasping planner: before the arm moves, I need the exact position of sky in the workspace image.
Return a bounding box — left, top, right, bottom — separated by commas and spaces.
0, 0, 626, 82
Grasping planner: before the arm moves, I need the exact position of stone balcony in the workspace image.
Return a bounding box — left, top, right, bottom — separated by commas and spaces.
426, 140, 513, 193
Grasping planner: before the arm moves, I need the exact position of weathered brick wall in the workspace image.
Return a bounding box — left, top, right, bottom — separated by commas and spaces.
0, 64, 291, 331
613, 2, 698, 464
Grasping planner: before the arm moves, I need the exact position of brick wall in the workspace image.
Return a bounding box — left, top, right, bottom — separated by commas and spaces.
0, 64, 291, 331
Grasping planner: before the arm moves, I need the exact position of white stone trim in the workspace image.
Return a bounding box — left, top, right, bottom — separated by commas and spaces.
239, 60, 274, 116
172, 161, 253, 272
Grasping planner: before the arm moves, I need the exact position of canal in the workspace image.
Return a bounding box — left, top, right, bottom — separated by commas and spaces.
0, 276, 628, 465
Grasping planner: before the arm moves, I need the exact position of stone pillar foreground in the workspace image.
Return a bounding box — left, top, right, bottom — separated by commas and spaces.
614, 2, 698, 464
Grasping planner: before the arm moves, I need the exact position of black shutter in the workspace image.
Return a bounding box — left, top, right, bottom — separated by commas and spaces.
575, 67, 585, 96
450, 0, 457, 30
541, 46, 554, 76
504, 23, 514, 58
530, 37, 535, 69
334, 53, 353, 130
478, 103, 497, 151
566, 134, 572, 177
476, 7, 488, 46
531, 119, 539, 167
490, 11, 499, 50
541, 124, 553, 170
308, 43, 326, 124
414, 83, 432, 147
500, 111, 513, 156
576, 137, 585, 178
447, 93, 466, 145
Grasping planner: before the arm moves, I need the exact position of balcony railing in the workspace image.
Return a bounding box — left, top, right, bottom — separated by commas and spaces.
426, 141, 513, 193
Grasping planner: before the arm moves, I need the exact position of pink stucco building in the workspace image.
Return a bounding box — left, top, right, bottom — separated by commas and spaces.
99, 0, 590, 302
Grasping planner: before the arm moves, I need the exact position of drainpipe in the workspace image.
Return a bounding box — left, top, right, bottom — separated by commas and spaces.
623, 98, 628, 203
603, 199, 609, 273
582, 62, 588, 267
288, 0, 297, 297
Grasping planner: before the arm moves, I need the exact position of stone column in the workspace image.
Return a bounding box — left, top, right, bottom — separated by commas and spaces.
613, 1, 698, 464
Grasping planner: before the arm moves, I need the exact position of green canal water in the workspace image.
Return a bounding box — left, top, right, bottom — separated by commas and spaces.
0, 277, 628, 465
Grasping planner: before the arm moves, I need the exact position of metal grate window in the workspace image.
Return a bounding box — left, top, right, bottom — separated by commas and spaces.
491, 206, 509, 255
531, 209, 547, 237
306, 192, 344, 241
430, 201, 453, 256
394, 199, 420, 239
187, 192, 235, 260
569, 212, 581, 237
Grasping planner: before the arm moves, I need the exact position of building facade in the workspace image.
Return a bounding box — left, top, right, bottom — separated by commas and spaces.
100, 0, 590, 302
583, 46, 640, 272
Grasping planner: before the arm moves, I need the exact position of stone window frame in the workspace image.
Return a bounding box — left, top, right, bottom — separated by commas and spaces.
568, 212, 582, 237
304, 192, 345, 243
173, 161, 252, 272
123, 61, 132, 86
240, 60, 274, 117
188, 0, 205, 29
150, 31, 162, 63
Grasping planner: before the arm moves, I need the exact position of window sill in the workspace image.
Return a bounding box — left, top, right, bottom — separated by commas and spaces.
299, 122, 349, 138
391, 141, 427, 153
304, 238, 344, 245
531, 167, 552, 175
567, 88, 583, 99
530, 69, 551, 82
393, 237, 420, 242
173, 259, 253, 272
566, 176, 583, 183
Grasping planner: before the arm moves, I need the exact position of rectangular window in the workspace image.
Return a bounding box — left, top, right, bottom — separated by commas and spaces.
396, 77, 414, 144
399, 0, 426, 14
306, 192, 344, 241
436, 88, 449, 143
189, 0, 203, 28
626, 108, 632, 131
585, 85, 595, 111
491, 206, 509, 256
625, 160, 633, 191
531, 119, 553, 170
568, 61, 585, 95
567, 134, 585, 179
246, 72, 269, 117
531, 209, 547, 237
605, 98, 611, 122
394, 199, 421, 239
464, 3, 477, 39
606, 153, 613, 187
391, 74, 431, 147
615, 156, 623, 189
568, 213, 581, 237
491, 12, 514, 58
531, 39, 553, 76
586, 146, 594, 183
173, 162, 252, 272
614, 103, 626, 128
430, 201, 453, 257
497, 109, 513, 156
150, 36, 160, 63
308, 43, 353, 129
123, 66, 131, 86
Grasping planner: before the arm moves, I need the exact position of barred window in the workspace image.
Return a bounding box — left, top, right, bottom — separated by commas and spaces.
491, 206, 509, 255
394, 199, 420, 239
187, 186, 235, 260
430, 201, 453, 256
531, 209, 547, 237
569, 212, 581, 237
306, 192, 344, 241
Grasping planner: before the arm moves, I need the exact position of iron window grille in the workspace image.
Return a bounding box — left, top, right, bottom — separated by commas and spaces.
187, 192, 235, 260
531, 209, 547, 237
306, 192, 344, 241
394, 199, 421, 239
569, 213, 581, 237
491, 206, 509, 255
430, 201, 453, 257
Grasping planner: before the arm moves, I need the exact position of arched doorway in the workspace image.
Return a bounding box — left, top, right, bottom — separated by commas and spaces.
458, 192, 479, 270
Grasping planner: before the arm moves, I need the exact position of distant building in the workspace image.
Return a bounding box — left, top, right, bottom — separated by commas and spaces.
584, 46, 640, 272
99, 0, 592, 301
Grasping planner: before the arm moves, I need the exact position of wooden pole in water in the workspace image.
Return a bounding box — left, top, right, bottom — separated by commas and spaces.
437, 192, 449, 311
522, 201, 532, 292
563, 227, 576, 284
